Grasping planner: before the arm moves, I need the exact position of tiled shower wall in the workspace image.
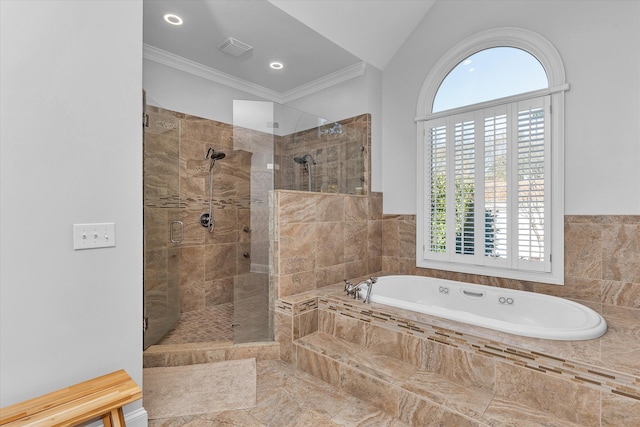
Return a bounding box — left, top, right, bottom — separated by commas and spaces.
144, 106, 252, 315
275, 114, 370, 195
145, 108, 372, 323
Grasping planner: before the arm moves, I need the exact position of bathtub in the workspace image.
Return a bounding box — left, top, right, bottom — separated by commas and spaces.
358, 275, 607, 341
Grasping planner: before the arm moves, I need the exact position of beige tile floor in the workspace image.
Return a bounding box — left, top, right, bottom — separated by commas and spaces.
147, 359, 410, 427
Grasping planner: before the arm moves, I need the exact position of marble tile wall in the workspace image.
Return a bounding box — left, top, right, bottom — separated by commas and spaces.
145, 106, 253, 316
380, 214, 640, 312
275, 114, 370, 195
271, 190, 383, 298
179, 113, 253, 313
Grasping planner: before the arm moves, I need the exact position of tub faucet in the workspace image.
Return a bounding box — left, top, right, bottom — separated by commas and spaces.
344, 277, 377, 303
344, 279, 357, 298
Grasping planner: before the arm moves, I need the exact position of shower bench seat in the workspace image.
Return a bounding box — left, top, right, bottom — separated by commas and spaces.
0, 369, 141, 427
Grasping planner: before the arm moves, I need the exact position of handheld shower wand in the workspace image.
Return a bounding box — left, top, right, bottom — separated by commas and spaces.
293, 153, 317, 191
200, 148, 226, 232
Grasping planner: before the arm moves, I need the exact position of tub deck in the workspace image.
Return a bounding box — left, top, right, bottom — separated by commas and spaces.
276, 282, 640, 426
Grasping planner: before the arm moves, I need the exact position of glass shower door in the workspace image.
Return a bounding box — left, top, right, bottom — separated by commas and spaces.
143, 104, 181, 349
231, 100, 274, 343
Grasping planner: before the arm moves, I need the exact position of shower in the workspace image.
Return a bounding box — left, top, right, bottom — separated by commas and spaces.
200, 147, 226, 232
294, 153, 317, 191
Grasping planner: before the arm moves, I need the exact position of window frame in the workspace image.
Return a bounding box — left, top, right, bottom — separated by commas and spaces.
415, 28, 567, 285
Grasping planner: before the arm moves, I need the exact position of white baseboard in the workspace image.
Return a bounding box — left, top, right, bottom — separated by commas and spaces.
125, 407, 149, 427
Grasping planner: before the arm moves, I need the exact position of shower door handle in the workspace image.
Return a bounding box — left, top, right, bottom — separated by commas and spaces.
170, 220, 184, 243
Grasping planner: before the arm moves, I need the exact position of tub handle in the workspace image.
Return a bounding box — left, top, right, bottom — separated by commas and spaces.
462, 289, 485, 298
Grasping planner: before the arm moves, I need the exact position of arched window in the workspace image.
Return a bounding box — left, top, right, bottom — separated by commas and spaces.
433, 47, 548, 112
416, 28, 568, 284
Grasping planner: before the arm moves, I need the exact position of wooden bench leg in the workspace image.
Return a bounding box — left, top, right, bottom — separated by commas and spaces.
101, 408, 125, 427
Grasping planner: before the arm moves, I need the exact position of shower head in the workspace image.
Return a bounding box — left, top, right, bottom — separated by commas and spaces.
294, 153, 317, 165
205, 148, 226, 161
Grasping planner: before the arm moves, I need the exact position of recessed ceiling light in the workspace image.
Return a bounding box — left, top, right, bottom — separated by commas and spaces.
270, 62, 284, 70
164, 13, 183, 26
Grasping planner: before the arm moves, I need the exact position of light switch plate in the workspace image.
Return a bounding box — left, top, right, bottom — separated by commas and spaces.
73, 223, 116, 250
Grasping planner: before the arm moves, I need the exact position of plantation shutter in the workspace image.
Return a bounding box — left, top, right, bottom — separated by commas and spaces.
425, 123, 448, 260
423, 95, 550, 272
514, 96, 551, 272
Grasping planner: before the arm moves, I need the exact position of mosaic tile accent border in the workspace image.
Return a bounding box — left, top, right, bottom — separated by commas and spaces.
275, 300, 293, 315
294, 298, 318, 315
320, 295, 640, 401
274, 296, 318, 315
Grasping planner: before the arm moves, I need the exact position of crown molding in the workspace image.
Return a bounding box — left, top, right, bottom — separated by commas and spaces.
143, 44, 365, 104
280, 62, 366, 103
143, 44, 282, 102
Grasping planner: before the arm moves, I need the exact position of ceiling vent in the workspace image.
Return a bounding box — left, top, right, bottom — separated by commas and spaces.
218, 37, 253, 56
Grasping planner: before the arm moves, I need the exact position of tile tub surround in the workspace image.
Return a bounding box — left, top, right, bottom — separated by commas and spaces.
380, 215, 640, 312
269, 191, 640, 424
277, 289, 640, 426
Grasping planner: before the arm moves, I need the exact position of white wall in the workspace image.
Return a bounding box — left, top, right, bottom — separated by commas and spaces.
0, 0, 145, 423
144, 59, 267, 125
382, 0, 640, 215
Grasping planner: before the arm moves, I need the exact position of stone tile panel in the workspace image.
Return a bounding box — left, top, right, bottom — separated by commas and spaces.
602, 223, 640, 283
398, 391, 480, 427
340, 365, 400, 417
422, 340, 496, 391
495, 361, 600, 426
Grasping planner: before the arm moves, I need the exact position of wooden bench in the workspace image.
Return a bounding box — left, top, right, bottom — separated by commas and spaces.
0, 370, 142, 427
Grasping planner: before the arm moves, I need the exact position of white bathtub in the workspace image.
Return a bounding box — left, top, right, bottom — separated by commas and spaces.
359, 275, 607, 341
